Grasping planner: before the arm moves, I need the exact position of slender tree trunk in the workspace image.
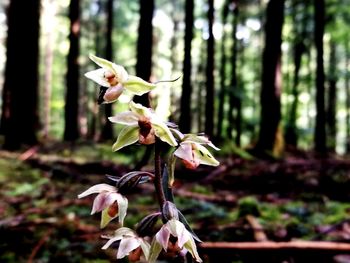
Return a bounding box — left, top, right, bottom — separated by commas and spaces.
216, 0, 230, 140
179, 0, 194, 133
64, 0, 81, 141
255, 0, 285, 155
327, 41, 337, 152
313, 0, 326, 154
345, 39, 350, 153
2, 0, 40, 150
205, 0, 215, 138
134, 0, 154, 107
42, 0, 55, 139
100, 0, 114, 141
236, 40, 243, 147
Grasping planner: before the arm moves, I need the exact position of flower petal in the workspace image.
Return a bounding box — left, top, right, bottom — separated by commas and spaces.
183, 236, 202, 263
155, 225, 170, 251
173, 143, 193, 163
129, 101, 152, 117
123, 75, 156, 95
102, 235, 124, 250
111, 63, 129, 83
91, 192, 121, 214
193, 144, 219, 166
89, 54, 116, 73
77, 183, 116, 199
117, 237, 140, 259
139, 239, 151, 260
108, 112, 139, 126
116, 194, 128, 225
112, 125, 139, 152
103, 85, 124, 103
148, 237, 163, 263
152, 118, 178, 146
183, 134, 220, 150
100, 206, 118, 229
85, 68, 111, 87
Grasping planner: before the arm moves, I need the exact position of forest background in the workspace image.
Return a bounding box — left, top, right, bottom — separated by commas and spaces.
1, 0, 350, 262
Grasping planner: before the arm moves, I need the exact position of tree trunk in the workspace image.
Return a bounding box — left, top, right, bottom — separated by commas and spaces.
313, 0, 326, 154
2, 0, 40, 150
64, 0, 81, 141
255, 0, 285, 156
327, 41, 337, 152
205, 0, 215, 139
134, 0, 154, 107
345, 39, 350, 153
216, 0, 230, 140
100, 0, 114, 141
179, 0, 194, 133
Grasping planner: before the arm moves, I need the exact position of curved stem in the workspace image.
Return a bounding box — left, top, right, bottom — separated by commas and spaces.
154, 138, 166, 210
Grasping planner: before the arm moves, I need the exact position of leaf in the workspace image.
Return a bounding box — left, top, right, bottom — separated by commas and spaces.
111, 125, 139, 152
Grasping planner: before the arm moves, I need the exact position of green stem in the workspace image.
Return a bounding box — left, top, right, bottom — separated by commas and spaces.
154, 138, 166, 210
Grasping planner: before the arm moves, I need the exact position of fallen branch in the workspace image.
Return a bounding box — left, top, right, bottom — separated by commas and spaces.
199, 241, 350, 251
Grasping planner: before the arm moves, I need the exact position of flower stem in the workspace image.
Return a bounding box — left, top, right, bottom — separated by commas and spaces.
154, 138, 166, 210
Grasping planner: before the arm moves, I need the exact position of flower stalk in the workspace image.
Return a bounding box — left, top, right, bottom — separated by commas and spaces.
154, 138, 166, 211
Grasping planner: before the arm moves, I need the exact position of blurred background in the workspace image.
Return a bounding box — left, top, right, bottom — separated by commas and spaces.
1, 0, 350, 262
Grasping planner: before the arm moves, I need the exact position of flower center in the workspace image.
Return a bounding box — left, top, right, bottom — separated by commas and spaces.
107, 202, 119, 217
104, 70, 118, 86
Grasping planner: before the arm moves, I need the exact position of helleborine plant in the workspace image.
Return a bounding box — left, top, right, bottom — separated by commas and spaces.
78, 54, 220, 262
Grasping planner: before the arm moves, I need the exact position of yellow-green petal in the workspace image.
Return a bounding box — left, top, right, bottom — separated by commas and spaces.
193, 144, 219, 166
123, 75, 156, 96
152, 119, 178, 147
112, 125, 139, 152
100, 207, 118, 229
89, 54, 116, 73
148, 238, 163, 263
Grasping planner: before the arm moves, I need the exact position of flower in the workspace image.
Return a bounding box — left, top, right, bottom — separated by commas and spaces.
77, 183, 128, 228
148, 219, 202, 263
85, 54, 156, 103
108, 101, 178, 151
102, 227, 150, 262
173, 133, 220, 169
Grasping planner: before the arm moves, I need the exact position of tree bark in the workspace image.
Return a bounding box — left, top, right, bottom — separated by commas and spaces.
326, 41, 337, 152
205, 0, 215, 138
255, 0, 285, 155
100, 0, 114, 141
64, 0, 81, 141
2, 0, 40, 150
179, 0, 194, 133
345, 39, 350, 153
313, 0, 326, 154
216, 0, 230, 140
134, 0, 154, 107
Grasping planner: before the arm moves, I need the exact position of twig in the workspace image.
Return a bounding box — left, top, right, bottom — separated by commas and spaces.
27, 228, 53, 263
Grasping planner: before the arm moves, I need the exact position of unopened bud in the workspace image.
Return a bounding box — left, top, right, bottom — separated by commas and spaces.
162, 201, 179, 222
135, 212, 161, 237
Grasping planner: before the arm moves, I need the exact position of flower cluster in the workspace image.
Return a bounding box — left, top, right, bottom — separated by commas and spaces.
78, 55, 220, 262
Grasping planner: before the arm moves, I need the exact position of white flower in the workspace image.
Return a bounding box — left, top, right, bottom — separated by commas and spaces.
78, 183, 128, 228
108, 101, 178, 151
149, 219, 202, 263
102, 227, 150, 262
85, 54, 156, 103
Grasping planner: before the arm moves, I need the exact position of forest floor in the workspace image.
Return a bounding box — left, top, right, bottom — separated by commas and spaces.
1, 142, 350, 263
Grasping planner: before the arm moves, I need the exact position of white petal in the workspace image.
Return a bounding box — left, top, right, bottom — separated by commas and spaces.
112, 63, 129, 83
117, 237, 140, 259
174, 143, 193, 162
91, 192, 121, 214
77, 184, 116, 199
116, 195, 128, 225
102, 235, 123, 250
85, 69, 111, 87
108, 112, 139, 125
139, 239, 151, 260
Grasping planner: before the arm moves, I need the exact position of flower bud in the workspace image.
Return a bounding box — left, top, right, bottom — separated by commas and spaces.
162, 201, 179, 222
136, 212, 161, 237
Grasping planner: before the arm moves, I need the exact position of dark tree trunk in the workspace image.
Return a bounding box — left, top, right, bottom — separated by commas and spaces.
326, 41, 337, 152
179, 0, 194, 133
216, 0, 230, 140
227, 4, 240, 144
134, 0, 154, 107
2, 0, 40, 150
64, 0, 81, 141
255, 0, 285, 155
100, 0, 114, 141
205, 0, 215, 138
313, 0, 326, 154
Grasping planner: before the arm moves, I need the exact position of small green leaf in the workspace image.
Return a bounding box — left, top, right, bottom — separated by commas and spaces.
112, 125, 139, 152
